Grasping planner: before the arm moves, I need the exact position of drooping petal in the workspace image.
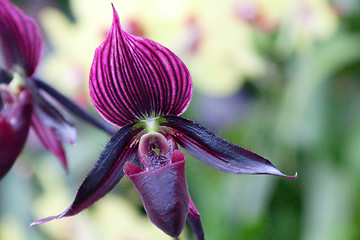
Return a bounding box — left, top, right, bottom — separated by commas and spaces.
124, 150, 190, 237
31, 112, 67, 171
31, 122, 144, 226
27, 78, 76, 145
33, 78, 116, 135
187, 198, 205, 240
0, 0, 43, 76
160, 116, 297, 178
0, 87, 32, 179
89, 5, 192, 127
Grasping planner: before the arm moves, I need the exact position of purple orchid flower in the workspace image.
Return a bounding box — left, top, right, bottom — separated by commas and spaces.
31, 5, 296, 239
0, 0, 115, 179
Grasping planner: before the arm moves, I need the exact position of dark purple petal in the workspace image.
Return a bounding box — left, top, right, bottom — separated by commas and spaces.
187, 198, 204, 240
31, 122, 144, 226
89, 5, 192, 127
27, 78, 76, 145
0, 88, 32, 179
31, 112, 67, 171
160, 116, 297, 178
0, 0, 43, 76
124, 150, 189, 237
0, 69, 12, 84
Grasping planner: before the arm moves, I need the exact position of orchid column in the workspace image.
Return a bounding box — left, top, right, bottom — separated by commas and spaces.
32, 5, 296, 239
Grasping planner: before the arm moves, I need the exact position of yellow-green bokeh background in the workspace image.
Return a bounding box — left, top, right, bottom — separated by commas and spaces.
1, 0, 360, 239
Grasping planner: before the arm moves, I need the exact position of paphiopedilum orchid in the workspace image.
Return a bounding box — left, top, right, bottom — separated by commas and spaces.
32, 5, 296, 239
0, 0, 114, 179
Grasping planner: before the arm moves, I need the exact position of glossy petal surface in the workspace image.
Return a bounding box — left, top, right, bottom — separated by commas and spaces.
0, 88, 32, 179
89, 5, 192, 127
161, 116, 296, 178
31, 112, 67, 171
124, 150, 189, 237
0, 0, 43, 76
31, 122, 143, 225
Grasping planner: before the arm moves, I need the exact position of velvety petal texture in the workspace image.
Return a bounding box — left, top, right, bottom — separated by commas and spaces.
31, 4, 296, 238
0, 87, 32, 179
160, 116, 297, 178
124, 150, 189, 237
0, 0, 43, 76
31, 122, 143, 226
89, 5, 192, 127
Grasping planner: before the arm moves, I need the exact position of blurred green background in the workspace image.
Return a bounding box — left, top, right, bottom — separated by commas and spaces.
1, 0, 360, 239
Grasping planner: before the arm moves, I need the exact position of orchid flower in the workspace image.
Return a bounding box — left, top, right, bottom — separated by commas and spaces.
0, 0, 115, 179
32, 5, 296, 239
